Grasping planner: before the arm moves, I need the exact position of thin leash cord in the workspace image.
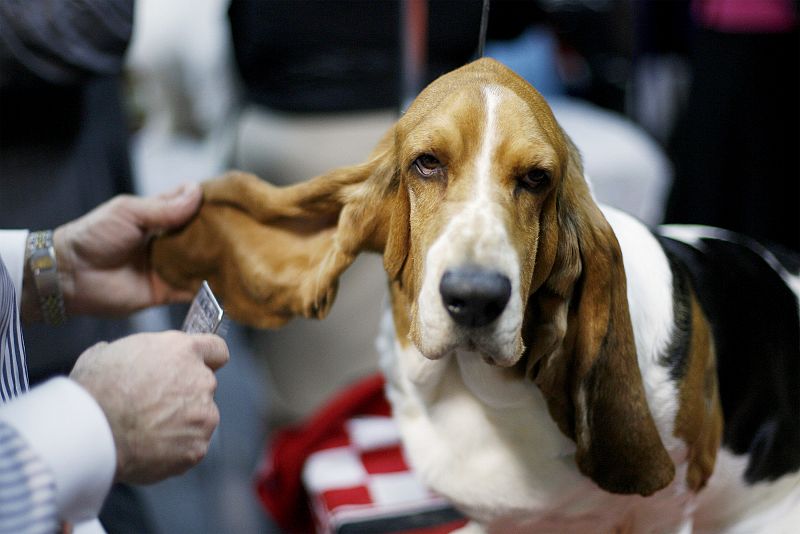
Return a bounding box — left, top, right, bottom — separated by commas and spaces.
478, 0, 490, 58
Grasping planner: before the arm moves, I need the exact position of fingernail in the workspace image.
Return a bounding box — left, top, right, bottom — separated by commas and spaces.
169, 183, 200, 205
163, 183, 188, 198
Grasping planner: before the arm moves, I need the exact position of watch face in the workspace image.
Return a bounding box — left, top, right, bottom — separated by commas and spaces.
32, 254, 55, 272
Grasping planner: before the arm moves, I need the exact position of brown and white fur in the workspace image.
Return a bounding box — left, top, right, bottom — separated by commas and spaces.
373, 59, 799, 533
153, 58, 800, 533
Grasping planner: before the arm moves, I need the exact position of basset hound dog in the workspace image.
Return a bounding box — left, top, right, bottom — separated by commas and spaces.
152, 59, 800, 533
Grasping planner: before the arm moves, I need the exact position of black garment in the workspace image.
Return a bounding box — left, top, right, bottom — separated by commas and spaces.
0, 0, 135, 381
229, 0, 485, 112
229, 0, 551, 113
0, 76, 133, 381
666, 28, 800, 252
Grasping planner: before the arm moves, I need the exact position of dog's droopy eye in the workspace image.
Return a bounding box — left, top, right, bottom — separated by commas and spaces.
517, 169, 550, 192
413, 154, 444, 178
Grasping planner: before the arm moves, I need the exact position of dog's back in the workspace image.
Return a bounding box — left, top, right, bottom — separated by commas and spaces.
659, 226, 800, 531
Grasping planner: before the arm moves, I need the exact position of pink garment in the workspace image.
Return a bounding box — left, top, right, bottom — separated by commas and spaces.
693, 0, 797, 33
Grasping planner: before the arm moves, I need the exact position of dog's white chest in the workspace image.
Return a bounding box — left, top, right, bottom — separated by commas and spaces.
380, 323, 638, 530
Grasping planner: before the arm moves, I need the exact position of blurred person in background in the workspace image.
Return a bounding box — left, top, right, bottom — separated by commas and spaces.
661, 0, 799, 251
0, 1, 136, 379
122, 0, 274, 531
227, 0, 490, 427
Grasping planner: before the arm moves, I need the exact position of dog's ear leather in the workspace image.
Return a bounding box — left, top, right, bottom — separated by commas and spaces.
383, 173, 410, 281
525, 140, 675, 496
151, 131, 404, 329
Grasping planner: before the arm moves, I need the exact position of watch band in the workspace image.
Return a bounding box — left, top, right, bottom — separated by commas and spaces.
26, 230, 66, 326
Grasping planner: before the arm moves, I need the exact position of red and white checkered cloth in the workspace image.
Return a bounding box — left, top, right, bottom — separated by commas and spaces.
256, 374, 467, 534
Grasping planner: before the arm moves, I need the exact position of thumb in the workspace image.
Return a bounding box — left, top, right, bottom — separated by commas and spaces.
192, 333, 230, 371
130, 183, 203, 231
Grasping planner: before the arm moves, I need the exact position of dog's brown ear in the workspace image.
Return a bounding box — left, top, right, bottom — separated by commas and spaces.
151, 131, 406, 329
526, 142, 675, 496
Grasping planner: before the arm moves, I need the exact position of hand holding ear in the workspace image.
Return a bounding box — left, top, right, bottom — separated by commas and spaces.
50, 184, 203, 318
151, 172, 360, 328
152, 132, 401, 329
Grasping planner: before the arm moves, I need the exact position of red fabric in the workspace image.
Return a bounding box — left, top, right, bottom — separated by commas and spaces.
321, 486, 373, 510
255, 373, 389, 532
361, 445, 408, 474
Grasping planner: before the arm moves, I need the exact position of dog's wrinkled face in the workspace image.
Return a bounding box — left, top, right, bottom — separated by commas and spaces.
395, 78, 566, 367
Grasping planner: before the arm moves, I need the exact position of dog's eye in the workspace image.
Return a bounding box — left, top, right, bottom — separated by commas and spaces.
517, 169, 550, 191
413, 154, 444, 177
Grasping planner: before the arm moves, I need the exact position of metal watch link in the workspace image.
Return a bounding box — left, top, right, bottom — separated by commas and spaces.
26, 230, 66, 326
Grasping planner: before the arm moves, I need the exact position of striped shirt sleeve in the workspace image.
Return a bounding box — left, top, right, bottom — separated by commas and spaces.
0, 421, 58, 534
1, 231, 56, 531
0, 378, 116, 530
1, 255, 29, 403
1, 233, 114, 529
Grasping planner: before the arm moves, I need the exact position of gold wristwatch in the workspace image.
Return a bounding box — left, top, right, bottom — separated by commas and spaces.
26, 230, 66, 326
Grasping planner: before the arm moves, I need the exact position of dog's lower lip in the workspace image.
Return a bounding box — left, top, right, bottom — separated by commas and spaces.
482, 355, 496, 365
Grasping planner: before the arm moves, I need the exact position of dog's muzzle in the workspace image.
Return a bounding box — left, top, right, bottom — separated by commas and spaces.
439, 266, 512, 328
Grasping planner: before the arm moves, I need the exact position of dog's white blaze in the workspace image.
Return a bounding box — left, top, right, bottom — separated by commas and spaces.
416, 86, 523, 365
475, 87, 498, 209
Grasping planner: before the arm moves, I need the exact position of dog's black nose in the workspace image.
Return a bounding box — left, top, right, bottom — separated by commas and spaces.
439, 267, 511, 328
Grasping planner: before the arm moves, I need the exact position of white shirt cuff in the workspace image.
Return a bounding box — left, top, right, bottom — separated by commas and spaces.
0, 229, 30, 308
0, 377, 116, 523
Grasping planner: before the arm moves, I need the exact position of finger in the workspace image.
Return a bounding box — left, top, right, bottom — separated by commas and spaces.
191, 333, 230, 371
158, 182, 196, 201
127, 183, 203, 232
149, 273, 197, 305
203, 402, 221, 438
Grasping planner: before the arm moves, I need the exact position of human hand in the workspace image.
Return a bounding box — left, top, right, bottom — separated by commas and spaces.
53, 183, 202, 317
69, 331, 229, 484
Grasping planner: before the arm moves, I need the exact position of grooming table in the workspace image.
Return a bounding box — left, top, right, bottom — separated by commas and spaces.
256, 374, 467, 533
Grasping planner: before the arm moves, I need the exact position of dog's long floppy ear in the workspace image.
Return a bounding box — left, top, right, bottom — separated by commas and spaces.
525, 140, 675, 496
151, 131, 408, 329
